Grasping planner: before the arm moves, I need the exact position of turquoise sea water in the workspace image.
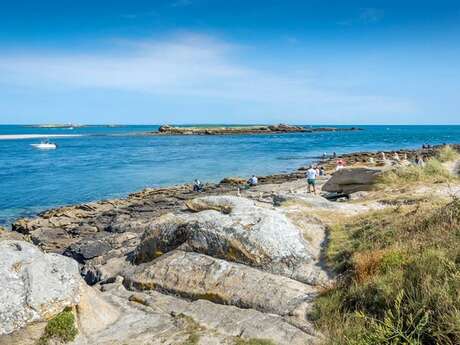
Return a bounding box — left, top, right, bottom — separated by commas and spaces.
1, 125, 460, 226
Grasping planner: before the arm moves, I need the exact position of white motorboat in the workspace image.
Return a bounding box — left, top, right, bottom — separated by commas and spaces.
30, 141, 57, 149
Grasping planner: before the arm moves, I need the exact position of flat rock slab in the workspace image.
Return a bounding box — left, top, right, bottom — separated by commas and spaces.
124, 250, 316, 318
180, 299, 317, 344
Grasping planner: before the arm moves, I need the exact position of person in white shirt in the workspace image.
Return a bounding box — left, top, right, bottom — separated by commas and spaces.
306, 166, 317, 194
247, 175, 258, 187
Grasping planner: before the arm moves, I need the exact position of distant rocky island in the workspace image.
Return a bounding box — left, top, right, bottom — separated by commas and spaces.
154, 124, 362, 135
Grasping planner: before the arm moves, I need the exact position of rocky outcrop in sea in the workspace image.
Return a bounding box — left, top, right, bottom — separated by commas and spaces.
154, 124, 362, 135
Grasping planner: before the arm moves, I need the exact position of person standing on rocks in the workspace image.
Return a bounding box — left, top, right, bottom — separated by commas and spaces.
306, 166, 317, 194
193, 179, 203, 192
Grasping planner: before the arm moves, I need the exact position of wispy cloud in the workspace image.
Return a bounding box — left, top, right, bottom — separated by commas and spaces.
0, 33, 413, 117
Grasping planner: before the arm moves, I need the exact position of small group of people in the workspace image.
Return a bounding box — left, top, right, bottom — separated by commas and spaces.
192, 174, 258, 193
377, 151, 425, 167
322, 152, 337, 159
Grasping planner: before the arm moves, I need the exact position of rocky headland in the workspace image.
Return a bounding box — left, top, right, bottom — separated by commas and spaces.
153, 124, 362, 135
1, 144, 459, 345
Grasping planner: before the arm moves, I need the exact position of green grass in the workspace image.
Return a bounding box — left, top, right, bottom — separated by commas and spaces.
37, 307, 78, 345
378, 158, 454, 186
312, 197, 460, 345
378, 146, 459, 187
437, 145, 459, 163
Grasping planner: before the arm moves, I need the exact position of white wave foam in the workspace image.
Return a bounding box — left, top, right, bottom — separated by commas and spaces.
0, 134, 84, 140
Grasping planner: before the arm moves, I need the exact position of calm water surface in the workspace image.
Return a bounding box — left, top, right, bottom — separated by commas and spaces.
1, 125, 460, 226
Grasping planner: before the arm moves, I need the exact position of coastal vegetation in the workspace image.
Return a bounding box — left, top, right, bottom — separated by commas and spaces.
312, 193, 460, 343
37, 307, 78, 345
378, 145, 459, 186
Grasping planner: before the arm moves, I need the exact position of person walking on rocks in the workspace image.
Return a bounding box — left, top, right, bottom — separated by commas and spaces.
306, 166, 317, 194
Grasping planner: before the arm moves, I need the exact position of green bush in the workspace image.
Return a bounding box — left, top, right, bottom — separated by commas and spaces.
37, 307, 78, 345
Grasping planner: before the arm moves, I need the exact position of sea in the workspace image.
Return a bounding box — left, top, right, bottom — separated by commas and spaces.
1, 124, 460, 226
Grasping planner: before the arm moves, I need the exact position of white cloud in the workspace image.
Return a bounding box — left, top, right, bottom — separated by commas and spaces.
0, 33, 413, 116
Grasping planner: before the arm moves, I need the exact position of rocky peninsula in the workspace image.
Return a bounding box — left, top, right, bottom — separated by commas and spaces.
153, 124, 362, 135
1, 144, 459, 345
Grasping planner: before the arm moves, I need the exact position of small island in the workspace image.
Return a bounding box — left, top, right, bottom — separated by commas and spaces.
153, 124, 362, 135
26, 123, 84, 129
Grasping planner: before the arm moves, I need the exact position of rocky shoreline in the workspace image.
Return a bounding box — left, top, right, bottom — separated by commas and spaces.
1, 144, 457, 345
8, 144, 449, 260
150, 124, 362, 135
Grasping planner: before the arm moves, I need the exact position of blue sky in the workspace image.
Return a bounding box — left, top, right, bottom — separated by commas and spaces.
0, 0, 459, 124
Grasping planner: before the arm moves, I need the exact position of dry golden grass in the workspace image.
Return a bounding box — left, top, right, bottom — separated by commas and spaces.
312, 197, 460, 345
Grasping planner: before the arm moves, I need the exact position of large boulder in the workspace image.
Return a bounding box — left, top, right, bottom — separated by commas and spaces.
0, 240, 81, 336
125, 250, 316, 320
134, 195, 325, 285
322, 167, 383, 194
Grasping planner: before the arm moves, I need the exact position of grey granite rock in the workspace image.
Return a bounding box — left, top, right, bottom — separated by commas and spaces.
322, 167, 383, 194
135, 195, 326, 285
0, 240, 81, 335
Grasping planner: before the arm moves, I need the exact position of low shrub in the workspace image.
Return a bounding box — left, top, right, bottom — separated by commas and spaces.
37, 307, 78, 345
